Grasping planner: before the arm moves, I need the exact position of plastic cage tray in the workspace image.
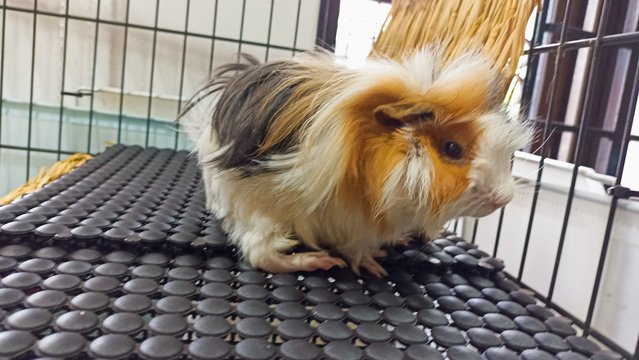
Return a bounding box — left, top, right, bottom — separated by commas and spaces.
0, 144, 623, 360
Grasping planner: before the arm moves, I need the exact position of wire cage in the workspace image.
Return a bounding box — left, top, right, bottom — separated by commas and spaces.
0, 0, 318, 196
458, 0, 639, 357
0, 0, 638, 358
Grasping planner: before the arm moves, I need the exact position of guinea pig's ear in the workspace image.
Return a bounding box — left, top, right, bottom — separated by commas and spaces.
374, 100, 434, 128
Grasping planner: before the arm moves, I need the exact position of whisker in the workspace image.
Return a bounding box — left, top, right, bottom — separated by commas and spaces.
514, 182, 540, 190
514, 179, 541, 186
527, 127, 556, 156
514, 159, 549, 182
514, 177, 541, 185
444, 197, 480, 220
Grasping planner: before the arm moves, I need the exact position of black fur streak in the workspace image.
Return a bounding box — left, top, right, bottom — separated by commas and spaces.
182, 54, 306, 175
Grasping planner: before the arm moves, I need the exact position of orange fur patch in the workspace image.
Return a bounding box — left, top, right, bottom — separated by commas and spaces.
336, 82, 411, 229
416, 121, 483, 214
337, 76, 485, 223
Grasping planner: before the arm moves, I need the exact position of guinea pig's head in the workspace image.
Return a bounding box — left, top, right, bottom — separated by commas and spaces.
338, 49, 531, 236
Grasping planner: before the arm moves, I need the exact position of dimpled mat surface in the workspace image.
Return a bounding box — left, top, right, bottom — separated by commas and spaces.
0, 145, 623, 360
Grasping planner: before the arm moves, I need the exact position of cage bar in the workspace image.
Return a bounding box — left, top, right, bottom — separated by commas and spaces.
236, 0, 247, 61
470, 218, 478, 244
86, 0, 101, 154
520, 0, 547, 117
0, 144, 76, 157
144, 0, 161, 148
292, 0, 302, 55
491, 208, 505, 257
546, 0, 612, 303
264, 0, 275, 61
116, 0, 131, 145
0, 0, 6, 169
207, 0, 219, 75
526, 31, 639, 54
0, 5, 304, 54
56, 0, 70, 160
528, 119, 625, 137
25, 0, 38, 180
583, 46, 639, 333
175, 0, 192, 150
517, 0, 577, 282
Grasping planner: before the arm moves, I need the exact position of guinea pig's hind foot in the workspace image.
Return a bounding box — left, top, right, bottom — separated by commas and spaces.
389, 234, 418, 247
255, 251, 347, 273
395, 235, 414, 246
360, 255, 388, 278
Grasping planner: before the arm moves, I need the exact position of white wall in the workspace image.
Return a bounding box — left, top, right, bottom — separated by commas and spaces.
2, 0, 320, 120
622, 102, 639, 189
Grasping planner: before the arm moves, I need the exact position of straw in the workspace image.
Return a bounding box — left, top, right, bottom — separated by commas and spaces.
0, 153, 93, 205
371, 0, 540, 95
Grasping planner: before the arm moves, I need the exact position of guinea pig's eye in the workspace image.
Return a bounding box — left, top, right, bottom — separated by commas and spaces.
443, 141, 463, 159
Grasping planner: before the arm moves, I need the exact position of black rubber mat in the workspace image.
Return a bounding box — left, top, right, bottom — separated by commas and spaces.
0, 145, 622, 359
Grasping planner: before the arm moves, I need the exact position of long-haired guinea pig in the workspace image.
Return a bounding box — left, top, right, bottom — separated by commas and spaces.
180, 48, 531, 276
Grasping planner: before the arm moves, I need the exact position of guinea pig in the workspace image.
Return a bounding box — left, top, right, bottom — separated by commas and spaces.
180, 48, 531, 276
